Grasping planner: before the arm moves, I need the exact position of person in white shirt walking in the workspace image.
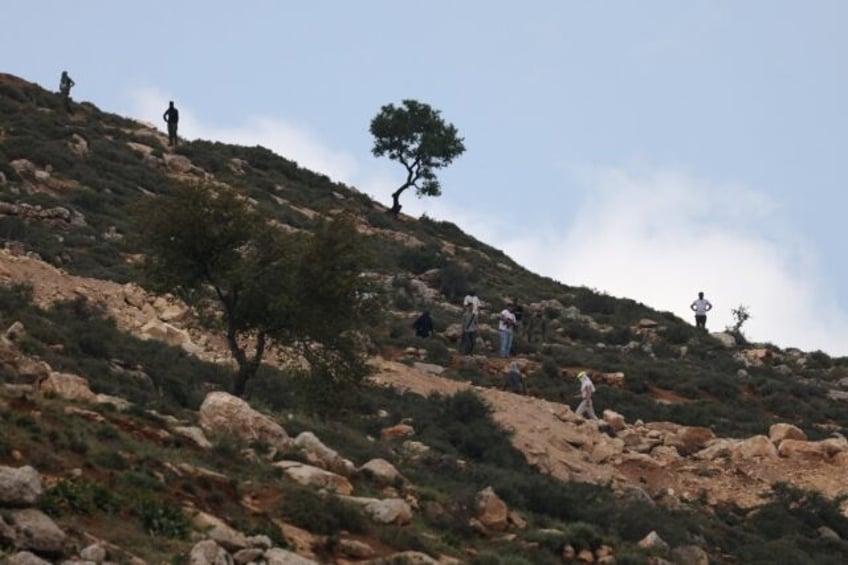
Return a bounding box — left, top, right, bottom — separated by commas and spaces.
497, 303, 517, 358
463, 290, 480, 315
574, 371, 598, 420
690, 291, 713, 331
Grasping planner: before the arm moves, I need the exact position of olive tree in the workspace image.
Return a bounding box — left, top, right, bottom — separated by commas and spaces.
133, 182, 375, 405
370, 99, 465, 215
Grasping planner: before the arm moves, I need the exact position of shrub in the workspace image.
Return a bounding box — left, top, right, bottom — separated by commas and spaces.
281, 487, 368, 535
133, 496, 191, 539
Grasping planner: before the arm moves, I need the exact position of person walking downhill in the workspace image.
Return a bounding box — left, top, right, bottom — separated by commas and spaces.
574, 371, 598, 420
497, 302, 517, 358
163, 101, 180, 147
690, 291, 713, 331
461, 303, 478, 355
502, 362, 527, 395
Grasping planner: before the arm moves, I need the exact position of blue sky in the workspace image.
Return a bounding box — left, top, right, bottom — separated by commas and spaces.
3, 1, 847, 354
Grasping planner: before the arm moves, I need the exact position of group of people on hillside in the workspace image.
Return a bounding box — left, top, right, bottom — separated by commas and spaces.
57, 70, 180, 147
412, 290, 716, 421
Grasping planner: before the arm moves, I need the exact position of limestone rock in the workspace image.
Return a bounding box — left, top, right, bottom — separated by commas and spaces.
5, 552, 52, 565
293, 431, 351, 475
233, 548, 264, 564
638, 530, 669, 552
475, 486, 508, 531
273, 461, 353, 495
359, 458, 402, 486
666, 426, 716, 456
602, 409, 626, 432
79, 543, 108, 562
769, 423, 806, 444
0, 465, 42, 506
38, 371, 97, 402
732, 435, 777, 459
174, 426, 213, 449
189, 539, 232, 565
365, 551, 439, 564
199, 391, 292, 452
67, 133, 89, 156
340, 495, 413, 525
711, 332, 736, 348
778, 438, 847, 460
140, 318, 202, 354
337, 538, 375, 559
8, 508, 67, 554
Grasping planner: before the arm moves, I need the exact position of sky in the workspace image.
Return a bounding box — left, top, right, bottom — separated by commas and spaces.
3, 1, 847, 355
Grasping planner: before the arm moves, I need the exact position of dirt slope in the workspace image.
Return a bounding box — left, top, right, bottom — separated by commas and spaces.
2, 248, 846, 514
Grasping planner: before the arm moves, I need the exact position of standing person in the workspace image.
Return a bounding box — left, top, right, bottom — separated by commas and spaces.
59, 71, 75, 112
497, 303, 517, 358
463, 290, 480, 315
163, 101, 180, 147
690, 291, 713, 331
574, 371, 598, 420
412, 310, 434, 338
461, 303, 478, 355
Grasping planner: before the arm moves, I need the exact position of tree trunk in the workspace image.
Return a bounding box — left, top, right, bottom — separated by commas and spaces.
389, 182, 413, 216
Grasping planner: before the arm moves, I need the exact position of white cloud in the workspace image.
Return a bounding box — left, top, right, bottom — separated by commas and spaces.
127, 87, 359, 183
497, 167, 848, 356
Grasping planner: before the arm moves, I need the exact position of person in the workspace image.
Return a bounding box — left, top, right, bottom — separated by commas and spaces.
498, 302, 517, 358
412, 310, 434, 338
690, 291, 713, 331
463, 290, 480, 315
163, 101, 180, 147
502, 362, 526, 394
460, 303, 478, 355
574, 370, 598, 420
59, 71, 75, 111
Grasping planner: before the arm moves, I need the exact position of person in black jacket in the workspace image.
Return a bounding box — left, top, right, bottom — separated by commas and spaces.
412, 310, 434, 338
163, 101, 180, 147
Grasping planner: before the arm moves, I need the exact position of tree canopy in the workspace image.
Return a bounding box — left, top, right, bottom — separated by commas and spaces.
370, 99, 465, 214
132, 182, 377, 407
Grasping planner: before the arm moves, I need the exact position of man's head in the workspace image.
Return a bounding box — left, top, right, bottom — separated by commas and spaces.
577, 370, 587, 380
169, 101, 175, 108
698, 292, 704, 299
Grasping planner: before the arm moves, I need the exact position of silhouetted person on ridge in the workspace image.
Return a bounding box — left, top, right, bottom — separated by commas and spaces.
59, 71, 75, 112
163, 101, 180, 147
690, 291, 713, 331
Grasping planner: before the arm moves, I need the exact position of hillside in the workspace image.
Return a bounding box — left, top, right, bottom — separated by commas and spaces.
1, 72, 848, 564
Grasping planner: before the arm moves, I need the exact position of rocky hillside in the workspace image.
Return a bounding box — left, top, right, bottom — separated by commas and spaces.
1, 72, 848, 564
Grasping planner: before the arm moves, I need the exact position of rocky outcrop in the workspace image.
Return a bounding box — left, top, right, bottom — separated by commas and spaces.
0, 466, 42, 507
475, 487, 508, 532
273, 461, 354, 495
199, 392, 292, 452
293, 431, 352, 475
358, 458, 403, 486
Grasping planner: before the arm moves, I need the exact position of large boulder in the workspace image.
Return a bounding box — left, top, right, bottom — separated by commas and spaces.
293, 432, 352, 475
769, 423, 806, 444
5, 552, 52, 565
0, 466, 42, 506
732, 435, 778, 459
199, 392, 292, 452
38, 371, 97, 402
5, 509, 67, 555
666, 426, 716, 456
191, 511, 248, 552
358, 458, 402, 486
475, 487, 509, 531
380, 424, 415, 441
188, 539, 231, 565
778, 438, 847, 460
273, 461, 353, 495
339, 496, 413, 525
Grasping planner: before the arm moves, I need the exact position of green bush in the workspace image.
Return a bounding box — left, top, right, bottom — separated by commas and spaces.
133, 496, 191, 539
281, 487, 368, 535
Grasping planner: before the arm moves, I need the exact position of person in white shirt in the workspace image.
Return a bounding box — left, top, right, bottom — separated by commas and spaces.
690, 291, 713, 330
498, 303, 517, 358
463, 290, 480, 315
574, 371, 598, 420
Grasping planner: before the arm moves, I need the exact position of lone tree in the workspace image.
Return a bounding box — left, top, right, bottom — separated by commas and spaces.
370, 99, 465, 215
133, 182, 376, 404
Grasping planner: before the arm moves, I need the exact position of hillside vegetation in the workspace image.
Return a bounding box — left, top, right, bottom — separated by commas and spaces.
1, 72, 847, 564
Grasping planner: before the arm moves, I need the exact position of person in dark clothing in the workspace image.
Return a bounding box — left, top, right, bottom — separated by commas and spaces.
461, 303, 478, 355
163, 101, 180, 147
59, 71, 75, 112
412, 310, 434, 338
502, 362, 527, 394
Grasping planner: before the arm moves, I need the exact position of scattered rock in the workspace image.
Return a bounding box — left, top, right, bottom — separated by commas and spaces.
475, 486, 508, 532
638, 530, 669, 552
273, 461, 354, 495
359, 458, 402, 486
294, 431, 352, 475
0, 465, 43, 506
7, 508, 67, 554
380, 423, 415, 441
769, 423, 807, 444
199, 391, 292, 452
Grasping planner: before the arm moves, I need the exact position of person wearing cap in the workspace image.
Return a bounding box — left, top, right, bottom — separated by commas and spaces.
574, 370, 598, 420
